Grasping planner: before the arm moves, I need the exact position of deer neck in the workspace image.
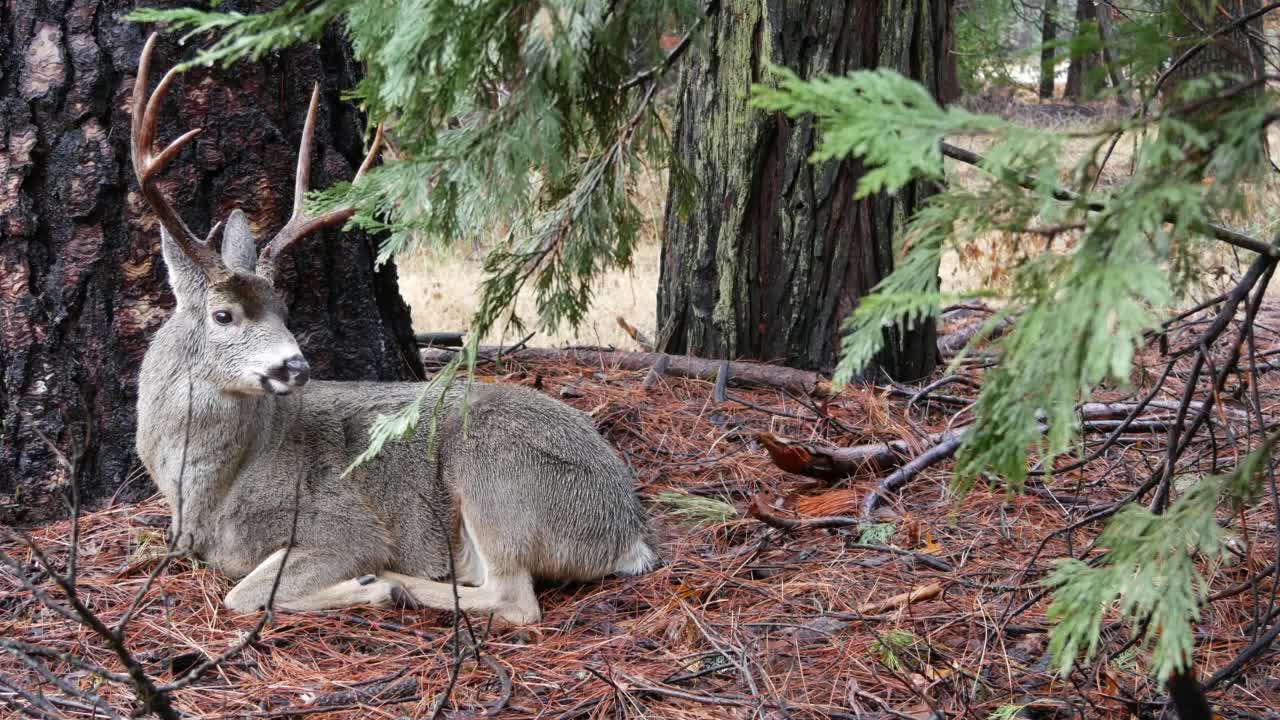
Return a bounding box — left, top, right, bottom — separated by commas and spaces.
136, 324, 289, 529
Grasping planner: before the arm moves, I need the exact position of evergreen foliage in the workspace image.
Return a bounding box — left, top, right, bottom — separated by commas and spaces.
754, 18, 1278, 681
1047, 431, 1280, 680
654, 492, 738, 524
132, 0, 701, 343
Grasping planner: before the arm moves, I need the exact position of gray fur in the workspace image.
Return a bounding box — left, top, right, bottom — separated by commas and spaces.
136, 220, 657, 624
160, 228, 208, 309
220, 210, 258, 274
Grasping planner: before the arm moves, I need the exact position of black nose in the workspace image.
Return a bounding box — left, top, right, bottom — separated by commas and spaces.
284, 355, 310, 386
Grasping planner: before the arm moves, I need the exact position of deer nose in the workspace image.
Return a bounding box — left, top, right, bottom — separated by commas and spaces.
283, 355, 310, 386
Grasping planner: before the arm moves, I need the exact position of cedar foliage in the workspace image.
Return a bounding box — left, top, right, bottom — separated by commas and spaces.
754, 4, 1277, 680
131, 0, 700, 342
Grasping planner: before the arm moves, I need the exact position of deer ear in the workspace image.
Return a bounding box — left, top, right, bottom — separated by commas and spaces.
221, 209, 257, 275
160, 227, 209, 309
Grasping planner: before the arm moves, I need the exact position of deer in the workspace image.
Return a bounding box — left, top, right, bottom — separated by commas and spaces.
130, 34, 657, 625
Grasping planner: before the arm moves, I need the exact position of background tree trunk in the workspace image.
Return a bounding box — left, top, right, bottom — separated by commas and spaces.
656, 0, 946, 380
0, 0, 422, 524
1095, 4, 1127, 99
1064, 0, 1102, 100
1163, 0, 1265, 103
938, 3, 961, 105
1039, 0, 1059, 98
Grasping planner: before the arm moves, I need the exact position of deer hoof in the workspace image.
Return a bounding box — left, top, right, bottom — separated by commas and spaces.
388, 583, 422, 609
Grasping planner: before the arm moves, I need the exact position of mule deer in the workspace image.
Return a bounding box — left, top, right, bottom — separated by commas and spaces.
131, 35, 657, 624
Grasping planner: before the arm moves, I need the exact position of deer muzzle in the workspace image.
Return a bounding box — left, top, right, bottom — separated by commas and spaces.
260, 355, 310, 395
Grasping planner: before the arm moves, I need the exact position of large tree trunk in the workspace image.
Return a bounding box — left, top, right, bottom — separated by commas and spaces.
0, 0, 423, 524
1163, 0, 1264, 103
1039, 0, 1059, 98
656, 0, 946, 381
1064, 0, 1102, 100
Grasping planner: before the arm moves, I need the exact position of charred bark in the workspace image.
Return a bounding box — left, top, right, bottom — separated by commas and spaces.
656, 0, 946, 380
0, 0, 422, 523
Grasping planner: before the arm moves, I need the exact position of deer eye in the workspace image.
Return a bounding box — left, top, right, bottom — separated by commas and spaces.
212, 310, 234, 326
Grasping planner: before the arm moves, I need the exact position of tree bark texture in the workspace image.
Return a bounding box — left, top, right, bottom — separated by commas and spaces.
1064, 0, 1102, 100
1039, 0, 1058, 98
1164, 0, 1265, 103
1095, 5, 1127, 98
657, 0, 946, 380
0, 0, 423, 523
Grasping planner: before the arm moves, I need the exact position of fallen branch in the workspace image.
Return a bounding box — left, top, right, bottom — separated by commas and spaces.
938, 316, 1013, 358
414, 331, 465, 348
861, 433, 968, 518
848, 542, 953, 572
748, 498, 954, 571
423, 347, 833, 396
940, 141, 1278, 258
1078, 400, 1263, 423
855, 583, 944, 616
757, 430, 962, 481
616, 316, 655, 351
643, 353, 670, 390
760, 401, 1270, 491
304, 676, 418, 709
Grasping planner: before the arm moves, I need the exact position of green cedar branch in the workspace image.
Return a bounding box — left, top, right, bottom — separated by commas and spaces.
938, 141, 1278, 257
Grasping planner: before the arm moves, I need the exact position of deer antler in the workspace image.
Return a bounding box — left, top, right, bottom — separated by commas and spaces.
131, 33, 229, 283
255, 86, 384, 280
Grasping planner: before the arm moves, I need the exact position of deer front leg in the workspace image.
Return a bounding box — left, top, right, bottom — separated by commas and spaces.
381, 571, 541, 625
223, 549, 402, 613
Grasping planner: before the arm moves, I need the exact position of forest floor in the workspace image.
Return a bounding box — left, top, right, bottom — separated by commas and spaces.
3, 299, 1280, 718
6, 91, 1280, 718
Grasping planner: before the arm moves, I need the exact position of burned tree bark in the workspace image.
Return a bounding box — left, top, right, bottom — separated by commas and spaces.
656, 0, 947, 380
0, 1, 422, 523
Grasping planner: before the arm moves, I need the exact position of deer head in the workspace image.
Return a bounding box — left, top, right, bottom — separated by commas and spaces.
132, 34, 382, 396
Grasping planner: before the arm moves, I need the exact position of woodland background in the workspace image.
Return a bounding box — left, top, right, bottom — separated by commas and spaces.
3, 1, 1280, 719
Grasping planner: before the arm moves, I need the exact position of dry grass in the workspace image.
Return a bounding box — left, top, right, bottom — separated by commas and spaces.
397, 165, 666, 349
942, 98, 1280, 299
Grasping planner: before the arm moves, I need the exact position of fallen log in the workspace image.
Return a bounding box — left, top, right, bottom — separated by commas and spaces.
422, 346, 833, 396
